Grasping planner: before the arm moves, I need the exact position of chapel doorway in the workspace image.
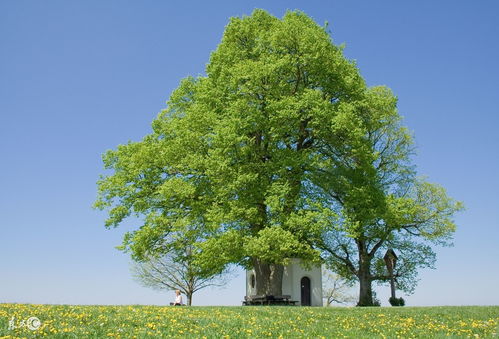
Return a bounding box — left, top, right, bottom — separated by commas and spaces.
300, 276, 311, 306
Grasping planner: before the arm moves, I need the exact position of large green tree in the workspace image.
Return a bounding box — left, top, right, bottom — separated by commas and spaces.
95, 9, 365, 296
307, 86, 463, 305
95, 9, 462, 301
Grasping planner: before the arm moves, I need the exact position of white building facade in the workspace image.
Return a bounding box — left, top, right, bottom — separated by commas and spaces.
246, 259, 322, 306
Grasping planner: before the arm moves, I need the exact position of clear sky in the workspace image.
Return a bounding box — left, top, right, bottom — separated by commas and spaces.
1, 0, 498, 307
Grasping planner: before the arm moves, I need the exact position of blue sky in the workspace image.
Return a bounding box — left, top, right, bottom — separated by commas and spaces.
1, 0, 498, 306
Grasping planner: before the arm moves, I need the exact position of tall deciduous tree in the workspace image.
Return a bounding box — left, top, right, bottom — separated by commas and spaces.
95, 9, 365, 296
95, 10, 462, 303
309, 87, 464, 306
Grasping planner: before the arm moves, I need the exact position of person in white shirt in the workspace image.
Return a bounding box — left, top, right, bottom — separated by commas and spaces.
173, 290, 183, 306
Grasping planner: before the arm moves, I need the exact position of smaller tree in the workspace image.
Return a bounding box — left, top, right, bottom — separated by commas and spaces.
131, 249, 229, 306
322, 268, 356, 306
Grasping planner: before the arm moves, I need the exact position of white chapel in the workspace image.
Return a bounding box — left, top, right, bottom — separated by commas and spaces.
246, 259, 322, 306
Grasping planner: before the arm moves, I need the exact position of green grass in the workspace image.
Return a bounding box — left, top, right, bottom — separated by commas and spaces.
1, 304, 498, 338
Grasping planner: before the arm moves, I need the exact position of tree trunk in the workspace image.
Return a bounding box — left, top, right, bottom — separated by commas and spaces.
268, 263, 284, 296
186, 291, 192, 306
252, 258, 284, 296
358, 272, 373, 306
357, 250, 374, 306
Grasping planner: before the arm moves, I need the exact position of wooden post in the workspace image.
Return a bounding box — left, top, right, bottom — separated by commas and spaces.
383, 249, 398, 299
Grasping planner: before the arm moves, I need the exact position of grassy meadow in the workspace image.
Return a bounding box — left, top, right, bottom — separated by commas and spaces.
0, 304, 498, 338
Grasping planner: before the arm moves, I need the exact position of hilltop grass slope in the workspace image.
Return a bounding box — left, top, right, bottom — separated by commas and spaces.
1, 304, 498, 338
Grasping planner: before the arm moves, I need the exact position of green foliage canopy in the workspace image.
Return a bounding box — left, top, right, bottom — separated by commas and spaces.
95, 10, 462, 300
95, 9, 365, 271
